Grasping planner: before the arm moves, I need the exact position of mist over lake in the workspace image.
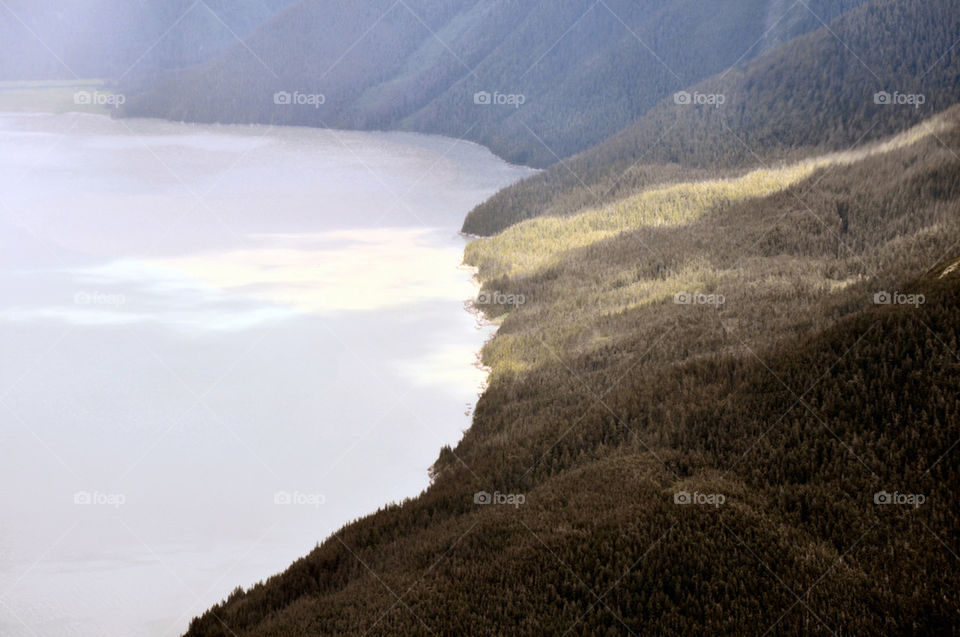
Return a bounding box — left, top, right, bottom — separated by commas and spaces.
0, 112, 534, 637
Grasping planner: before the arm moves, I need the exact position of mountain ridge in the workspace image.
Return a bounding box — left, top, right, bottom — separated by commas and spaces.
119, 0, 872, 167
462, 0, 960, 234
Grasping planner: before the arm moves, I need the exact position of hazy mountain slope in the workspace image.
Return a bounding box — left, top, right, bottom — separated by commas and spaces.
0, 0, 294, 81
463, 0, 960, 234
183, 106, 960, 637
120, 0, 869, 166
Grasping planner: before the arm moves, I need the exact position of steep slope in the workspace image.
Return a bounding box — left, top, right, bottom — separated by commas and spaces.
120, 0, 869, 166
183, 107, 960, 636
464, 0, 960, 234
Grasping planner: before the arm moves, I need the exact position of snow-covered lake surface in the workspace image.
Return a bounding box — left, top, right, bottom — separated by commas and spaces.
0, 112, 534, 637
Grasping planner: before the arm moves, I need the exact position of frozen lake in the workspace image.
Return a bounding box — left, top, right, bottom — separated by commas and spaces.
0, 112, 533, 636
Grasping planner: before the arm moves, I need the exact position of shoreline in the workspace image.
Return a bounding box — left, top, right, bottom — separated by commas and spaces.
0, 79, 543, 174
0, 109, 528, 637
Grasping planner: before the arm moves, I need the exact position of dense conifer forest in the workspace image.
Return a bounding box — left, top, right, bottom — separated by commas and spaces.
463, 0, 960, 234
183, 103, 960, 636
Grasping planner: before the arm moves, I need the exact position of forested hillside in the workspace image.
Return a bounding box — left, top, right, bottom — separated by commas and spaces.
0, 0, 294, 81
120, 0, 869, 166
182, 105, 960, 637
464, 0, 960, 234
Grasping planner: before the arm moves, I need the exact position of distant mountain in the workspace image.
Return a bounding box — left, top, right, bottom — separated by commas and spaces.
120, 0, 870, 166
0, 0, 295, 81
463, 0, 960, 234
